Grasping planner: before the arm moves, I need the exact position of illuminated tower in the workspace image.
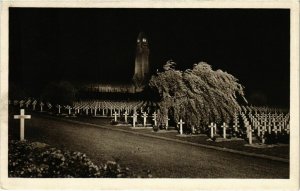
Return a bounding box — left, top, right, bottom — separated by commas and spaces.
132, 32, 150, 88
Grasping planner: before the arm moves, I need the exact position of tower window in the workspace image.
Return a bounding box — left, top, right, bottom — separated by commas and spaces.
142, 38, 147, 42
137, 39, 140, 43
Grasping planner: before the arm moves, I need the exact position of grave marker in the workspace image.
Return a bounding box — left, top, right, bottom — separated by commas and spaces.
178, 119, 185, 135
40, 102, 44, 112
14, 109, 31, 141
209, 123, 215, 138
221, 122, 228, 139
152, 112, 157, 126
32, 100, 37, 111
19, 100, 24, 108
142, 112, 148, 127
94, 107, 97, 116
272, 126, 280, 135
131, 113, 139, 128
266, 121, 272, 134
248, 125, 254, 144
56, 104, 61, 114
66, 106, 72, 115
113, 112, 119, 122
261, 127, 266, 144
25, 100, 31, 108
47, 102, 52, 110
165, 116, 170, 130
123, 111, 129, 123
14, 100, 19, 106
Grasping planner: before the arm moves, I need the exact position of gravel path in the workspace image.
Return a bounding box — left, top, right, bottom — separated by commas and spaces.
9, 114, 289, 178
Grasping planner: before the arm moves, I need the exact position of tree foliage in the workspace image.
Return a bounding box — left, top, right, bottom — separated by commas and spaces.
149, 61, 247, 128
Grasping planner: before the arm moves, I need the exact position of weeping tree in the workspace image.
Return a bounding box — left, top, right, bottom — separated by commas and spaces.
149, 60, 247, 129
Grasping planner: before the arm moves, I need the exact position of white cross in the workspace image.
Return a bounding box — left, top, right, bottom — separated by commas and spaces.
14, 109, 31, 141
110, 107, 113, 116
266, 122, 272, 133
32, 101, 37, 111
19, 100, 24, 108
40, 102, 44, 112
261, 127, 266, 144
178, 119, 185, 135
123, 111, 129, 123
14, 100, 19, 106
113, 112, 119, 122
57, 105, 61, 114
208, 122, 215, 138
245, 121, 250, 138
221, 122, 228, 139
233, 123, 239, 132
257, 123, 262, 136
277, 121, 283, 132
142, 112, 148, 127
272, 126, 280, 134
152, 112, 157, 126
285, 124, 290, 134
248, 125, 254, 144
47, 102, 52, 109
165, 116, 170, 130
131, 113, 139, 127
65, 106, 72, 115
94, 107, 97, 116
25, 100, 31, 108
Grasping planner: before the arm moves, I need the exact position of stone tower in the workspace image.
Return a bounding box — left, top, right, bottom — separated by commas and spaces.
132, 32, 150, 88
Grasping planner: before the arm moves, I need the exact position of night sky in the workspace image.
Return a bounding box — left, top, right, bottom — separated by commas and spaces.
9, 8, 290, 107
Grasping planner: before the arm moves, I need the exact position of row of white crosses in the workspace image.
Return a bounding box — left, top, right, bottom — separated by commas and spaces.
238, 105, 290, 144
208, 122, 229, 139
72, 100, 146, 117
12, 99, 47, 112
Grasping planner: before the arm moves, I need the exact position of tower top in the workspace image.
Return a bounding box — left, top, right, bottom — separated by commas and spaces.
137, 32, 148, 44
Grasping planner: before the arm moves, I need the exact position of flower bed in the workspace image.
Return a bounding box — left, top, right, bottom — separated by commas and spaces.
8, 140, 133, 178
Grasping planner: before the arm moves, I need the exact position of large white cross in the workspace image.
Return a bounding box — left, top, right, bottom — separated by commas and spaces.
178, 119, 185, 135
14, 109, 31, 141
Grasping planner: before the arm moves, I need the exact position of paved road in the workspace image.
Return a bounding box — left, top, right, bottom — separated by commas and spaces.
9, 114, 289, 178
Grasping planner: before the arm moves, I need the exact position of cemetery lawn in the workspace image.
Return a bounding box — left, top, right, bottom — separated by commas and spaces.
9, 113, 289, 178
69, 116, 289, 160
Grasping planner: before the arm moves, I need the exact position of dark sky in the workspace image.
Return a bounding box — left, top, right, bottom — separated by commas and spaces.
9, 8, 290, 107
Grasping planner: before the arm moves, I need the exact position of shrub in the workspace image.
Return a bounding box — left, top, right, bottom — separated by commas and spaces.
8, 140, 132, 178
